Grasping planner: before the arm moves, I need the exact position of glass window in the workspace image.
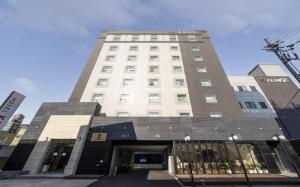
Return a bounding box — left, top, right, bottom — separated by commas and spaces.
101, 66, 112, 73
175, 79, 185, 87
238, 86, 247, 92
148, 112, 160, 117
149, 65, 159, 73
109, 46, 118, 51
250, 86, 257, 91
170, 35, 177, 41
150, 46, 159, 51
123, 79, 134, 87
97, 79, 108, 87
194, 56, 204, 62
132, 35, 139, 41
148, 79, 159, 87
210, 112, 222, 118
196, 64, 207, 72
170, 46, 178, 51
179, 112, 190, 117
120, 94, 131, 103
113, 35, 121, 41
245, 102, 257, 109
173, 66, 183, 73
192, 47, 200, 51
91, 94, 104, 102
188, 35, 196, 41
151, 35, 158, 41
127, 55, 137, 62
125, 66, 136, 73
205, 94, 218, 103
129, 46, 138, 51
105, 55, 115, 62
149, 55, 159, 62
177, 94, 188, 103
259, 102, 268, 109
149, 94, 160, 104
172, 56, 180, 61
117, 112, 129, 117
200, 79, 212, 87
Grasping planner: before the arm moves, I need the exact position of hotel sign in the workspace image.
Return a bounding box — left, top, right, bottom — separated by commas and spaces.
0, 91, 25, 131
91, 133, 107, 142
262, 78, 289, 83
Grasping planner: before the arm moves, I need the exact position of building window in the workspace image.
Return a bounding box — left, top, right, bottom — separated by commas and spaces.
179, 112, 190, 117
148, 112, 160, 117
149, 65, 159, 73
210, 112, 222, 118
194, 56, 203, 62
172, 56, 180, 62
149, 55, 159, 62
170, 35, 177, 41
245, 102, 257, 109
129, 46, 138, 51
177, 94, 188, 103
132, 35, 139, 41
196, 65, 207, 72
188, 35, 196, 41
175, 79, 185, 87
105, 55, 115, 62
238, 86, 247, 92
173, 66, 183, 73
109, 46, 118, 51
149, 94, 160, 104
113, 35, 121, 41
151, 35, 158, 41
97, 79, 108, 87
148, 79, 160, 87
205, 94, 218, 103
101, 66, 113, 73
123, 79, 134, 87
120, 94, 131, 104
200, 79, 212, 87
258, 102, 268, 109
191, 47, 200, 51
170, 46, 178, 51
125, 66, 136, 73
117, 112, 129, 117
150, 46, 159, 51
91, 94, 104, 102
250, 86, 257, 91
127, 55, 137, 62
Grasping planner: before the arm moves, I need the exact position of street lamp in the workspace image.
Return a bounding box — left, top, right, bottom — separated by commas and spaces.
184, 135, 195, 187
272, 133, 300, 178
228, 134, 250, 186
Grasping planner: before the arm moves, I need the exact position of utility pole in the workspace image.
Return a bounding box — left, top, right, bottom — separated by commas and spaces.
263, 38, 300, 83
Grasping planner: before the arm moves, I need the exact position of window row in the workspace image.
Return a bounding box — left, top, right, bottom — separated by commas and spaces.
239, 101, 269, 109
116, 111, 222, 118
111, 34, 198, 42
237, 85, 257, 92
109, 45, 181, 52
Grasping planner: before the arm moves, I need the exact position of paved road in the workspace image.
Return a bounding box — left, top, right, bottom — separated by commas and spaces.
88, 169, 181, 187
0, 179, 96, 187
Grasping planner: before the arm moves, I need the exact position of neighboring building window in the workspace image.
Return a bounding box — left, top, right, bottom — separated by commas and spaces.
105, 55, 115, 62
205, 94, 218, 103
149, 94, 160, 104
200, 79, 212, 87
148, 112, 160, 117
117, 112, 129, 117
97, 79, 108, 87
210, 112, 222, 118
91, 94, 104, 102
149, 65, 159, 73
179, 112, 190, 117
173, 66, 183, 73
170, 46, 178, 51
191, 47, 200, 51
188, 35, 196, 41
250, 86, 257, 91
109, 46, 118, 51
123, 79, 134, 87
259, 102, 268, 109
132, 35, 139, 41
194, 56, 204, 62
129, 46, 138, 51
239, 102, 243, 109
245, 102, 257, 109
150, 46, 159, 51
172, 56, 180, 61
175, 79, 185, 87
177, 94, 188, 103
127, 55, 137, 62
170, 35, 177, 41
113, 35, 121, 41
101, 66, 113, 73
125, 66, 136, 73
151, 35, 158, 41
149, 55, 159, 62
196, 65, 207, 72
148, 79, 160, 87
238, 86, 247, 92
120, 94, 131, 103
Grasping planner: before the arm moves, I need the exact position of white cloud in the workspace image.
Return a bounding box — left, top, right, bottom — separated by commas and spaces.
13, 78, 37, 94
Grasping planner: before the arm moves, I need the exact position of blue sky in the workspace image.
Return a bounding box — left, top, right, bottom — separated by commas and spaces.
0, 0, 300, 123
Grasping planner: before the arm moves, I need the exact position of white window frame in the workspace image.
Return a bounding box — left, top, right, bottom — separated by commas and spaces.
109, 46, 118, 51
170, 35, 177, 42
173, 65, 183, 73
170, 46, 178, 51
105, 55, 116, 62
149, 65, 159, 73
205, 94, 218, 103
91, 94, 104, 103
150, 46, 159, 51
210, 112, 222, 118
127, 55, 137, 62
149, 55, 159, 62
188, 35, 196, 41
194, 56, 204, 62
132, 35, 139, 41
171, 55, 180, 62
176, 93, 188, 103
120, 94, 132, 104
175, 79, 185, 87
148, 93, 160, 104
122, 78, 134, 87
97, 79, 109, 87
200, 79, 212, 87
151, 35, 158, 41
179, 112, 190, 117
117, 112, 129, 117
148, 79, 160, 87
191, 47, 200, 51
125, 66, 136, 73
196, 65, 207, 72
147, 111, 160, 117
129, 46, 138, 51
112, 35, 121, 41
101, 66, 113, 73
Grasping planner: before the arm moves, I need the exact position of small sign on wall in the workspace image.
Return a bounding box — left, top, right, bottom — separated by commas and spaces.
91, 133, 107, 142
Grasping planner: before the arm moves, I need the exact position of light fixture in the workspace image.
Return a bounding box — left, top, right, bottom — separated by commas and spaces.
229, 134, 238, 141
184, 135, 191, 142
169, 126, 172, 130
